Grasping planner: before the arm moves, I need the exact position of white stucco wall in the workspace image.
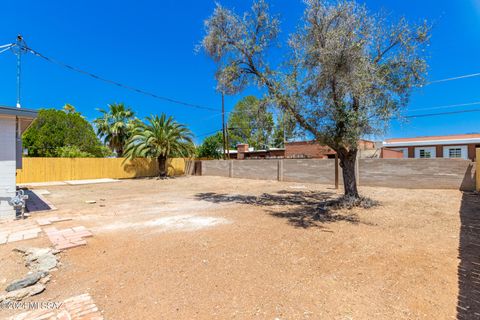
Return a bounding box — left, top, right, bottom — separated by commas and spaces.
0, 116, 16, 219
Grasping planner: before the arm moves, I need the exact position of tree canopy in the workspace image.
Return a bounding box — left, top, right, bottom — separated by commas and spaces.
271, 110, 299, 148
201, 0, 429, 198
23, 108, 108, 158
227, 95, 298, 149
94, 103, 137, 157
196, 132, 224, 159
228, 96, 274, 149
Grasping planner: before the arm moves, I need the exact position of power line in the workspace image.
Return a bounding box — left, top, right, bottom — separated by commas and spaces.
425, 72, 480, 85
22, 44, 220, 112
196, 108, 480, 139
192, 99, 480, 127
9, 40, 480, 112
404, 108, 480, 119
0, 43, 14, 49
199, 109, 480, 136
409, 101, 480, 112
6, 38, 480, 118
0, 44, 14, 55
196, 129, 222, 138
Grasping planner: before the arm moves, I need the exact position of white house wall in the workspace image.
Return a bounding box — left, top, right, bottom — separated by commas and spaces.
0, 116, 16, 219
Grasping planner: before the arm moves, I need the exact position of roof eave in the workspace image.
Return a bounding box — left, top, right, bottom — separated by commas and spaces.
384, 138, 480, 147
0, 106, 38, 119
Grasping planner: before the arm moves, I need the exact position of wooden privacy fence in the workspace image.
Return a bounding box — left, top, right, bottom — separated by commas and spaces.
16, 157, 192, 183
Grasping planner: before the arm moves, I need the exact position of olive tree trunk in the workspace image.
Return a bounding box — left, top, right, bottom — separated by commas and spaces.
117, 146, 124, 158
337, 148, 359, 198
157, 155, 168, 178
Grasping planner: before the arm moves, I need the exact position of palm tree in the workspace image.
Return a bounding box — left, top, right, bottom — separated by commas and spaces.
124, 114, 194, 177
94, 103, 135, 157
63, 103, 77, 114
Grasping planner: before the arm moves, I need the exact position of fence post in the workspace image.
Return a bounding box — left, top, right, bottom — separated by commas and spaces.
229, 160, 234, 178
278, 159, 284, 182
477, 148, 480, 192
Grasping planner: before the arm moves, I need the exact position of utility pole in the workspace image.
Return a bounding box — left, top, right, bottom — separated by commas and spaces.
222, 92, 227, 160
13, 35, 27, 109
226, 123, 230, 159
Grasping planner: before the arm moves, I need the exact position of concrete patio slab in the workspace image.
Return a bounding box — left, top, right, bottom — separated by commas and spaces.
64, 178, 120, 185
18, 178, 121, 188
33, 189, 50, 195
17, 181, 67, 188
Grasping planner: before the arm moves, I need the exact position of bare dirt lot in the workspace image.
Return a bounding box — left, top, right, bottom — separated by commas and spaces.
0, 176, 476, 319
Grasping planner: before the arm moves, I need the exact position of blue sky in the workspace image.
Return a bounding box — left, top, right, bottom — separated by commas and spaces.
0, 0, 479, 142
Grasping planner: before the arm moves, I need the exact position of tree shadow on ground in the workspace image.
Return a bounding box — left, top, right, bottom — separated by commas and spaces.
195, 190, 360, 229
457, 191, 480, 319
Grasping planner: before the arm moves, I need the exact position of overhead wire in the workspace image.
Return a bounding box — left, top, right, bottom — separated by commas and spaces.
0, 43, 14, 49
4, 39, 480, 137
197, 109, 480, 138
0, 43, 14, 55
22, 44, 220, 112
425, 72, 480, 85
196, 129, 222, 138
408, 101, 480, 112
404, 108, 480, 119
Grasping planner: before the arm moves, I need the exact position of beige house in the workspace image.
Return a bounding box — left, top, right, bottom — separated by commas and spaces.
382, 134, 480, 161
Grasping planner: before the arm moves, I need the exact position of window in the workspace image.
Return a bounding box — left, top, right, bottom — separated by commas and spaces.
443, 145, 467, 159
448, 148, 462, 158
419, 149, 432, 158
415, 147, 436, 159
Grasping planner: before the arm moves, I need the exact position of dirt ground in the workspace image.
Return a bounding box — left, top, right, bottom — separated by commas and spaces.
0, 176, 471, 319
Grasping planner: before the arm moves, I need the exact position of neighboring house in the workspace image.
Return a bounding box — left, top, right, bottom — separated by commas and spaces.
236, 144, 285, 160
285, 141, 335, 159
0, 106, 38, 219
285, 140, 377, 159
382, 134, 480, 160
231, 140, 377, 160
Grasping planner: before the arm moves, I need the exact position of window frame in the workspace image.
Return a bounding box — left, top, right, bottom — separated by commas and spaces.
443, 145, 468, 160
414, 147, 436, 159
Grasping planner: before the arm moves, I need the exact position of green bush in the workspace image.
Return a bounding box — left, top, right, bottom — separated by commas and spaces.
23, 108, 106, 157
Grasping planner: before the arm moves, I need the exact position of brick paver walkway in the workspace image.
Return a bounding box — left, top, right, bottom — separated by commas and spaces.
0, 221, 41, 245
6, 293, 103, 320
36, 217, 72, 227
0, 216, 92, 252
44, 226, 93, 250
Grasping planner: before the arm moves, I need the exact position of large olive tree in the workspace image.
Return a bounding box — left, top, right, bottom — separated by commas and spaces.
200, 0, 429, 199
